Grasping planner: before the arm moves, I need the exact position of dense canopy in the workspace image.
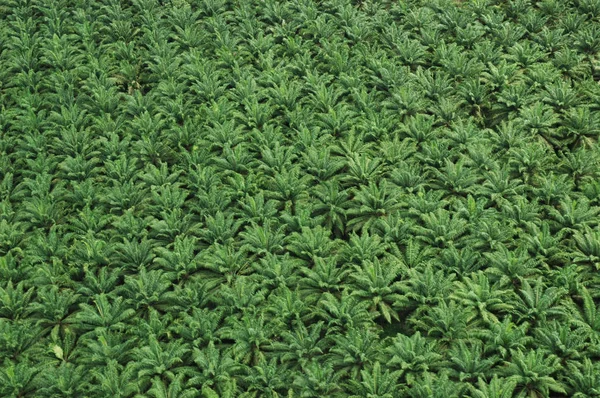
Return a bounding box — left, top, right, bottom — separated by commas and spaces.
1, 0, 600, 396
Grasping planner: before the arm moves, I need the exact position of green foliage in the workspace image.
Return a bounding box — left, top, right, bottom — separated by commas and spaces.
2, 0, 599, 395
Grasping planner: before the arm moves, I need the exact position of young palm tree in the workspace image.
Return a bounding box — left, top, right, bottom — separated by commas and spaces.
293, 359, 344, 398
451, 271, 515, 325
468, 375, 517, 398
218, 312, 275, 366
131, 334, 191, 386
384, 331, 448, 383
511, 277, 568, 327
243, 356, 293, 397
413, 208, 468, 249
142, 373, 198, 398
121, 268, 179, 318
74, 294, 135, 337
400, 263, 456, 308
311, 179, 350, 239
190, 341, 245, 394
346, 361, 403, 398
316, 290, 374, 334
91, 360, 139, 398
298, 256, 350, 304
349, 256, 406, 323
534, 319, 587, 367
346, 180, 402, 233
565, 357, 600, 398
566, 285, 600, 346
405, 371, 464, 398
448, 340, 499, 383
409, 299, 471, 346
499, 348, 566, 398
326, 327, 382, 381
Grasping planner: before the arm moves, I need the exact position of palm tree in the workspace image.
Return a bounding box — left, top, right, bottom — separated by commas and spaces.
405, 371, 465, 398
532, 172, 573, 207
297, 256, 350, 304
293, 360, 344, 398
346, 361, 403, 398
547, 196, 599, 236
34, 360, 92, 397
500, 348, 566, 398
78, 329, 136, 368
476, 165, 525, 207
534, 319, 587, 367
316, 290, 374, 334
152, 235, 203, 283
199, 211, 243, 246
196, 243, 252, 290
239, 220, 286, 257
0, 280, 35, 321
326, 327, 382, 380
436, 244, 482, 276
521, 221, 569, 268
373, 213, 417, 249
121, 268, 178, 318
113, 237, 155, 272
253, 253, 302, 291
382, 83, 429, 119
91, 360, 139, 398
132, 334, 191, 386
301, 146, 345, 183
29, 285, 80, 336
413, 208, 468, 249
286, 226, 341, 264
243, 357, 292, 397
216, 276, 268, 315
484, 245, 541, 288
511, 277, 568, 327
409, 299, 471, 346
471, 316, 533, 360
451, 271, 514, 325
338, 136, 383, 178
565, 358, 600, 398
342, 230, 390, 265
74, 294, 135, 337
142, 373, 198, 398
468, 375, 517, 398
349, 257, 405, 323
448, 340, 499, 383
218, 312, 274, 366
0, 356, 43, 397
566, 285, 600, 345
388, 161, 428, 194
235, 191, 279, 226
400, 263, 456, 308
572, 226, 600, 270
190, 341, 244, 394
346, 180, 402, 233
264, 286, 309, 328
384, 331, 448, 383
311, 179, 350, 238
270, 320, 328, 370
